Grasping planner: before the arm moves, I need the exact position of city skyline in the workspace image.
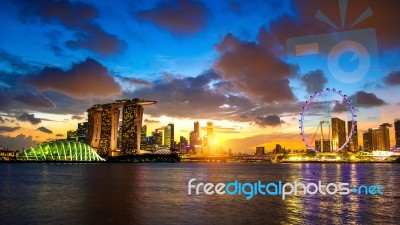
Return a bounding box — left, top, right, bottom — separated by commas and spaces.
1, 0, 400, 153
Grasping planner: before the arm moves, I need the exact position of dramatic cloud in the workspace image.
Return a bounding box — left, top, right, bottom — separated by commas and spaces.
136, 0, 209, 35
71, 115, 85, 120
0, 134, 37, 150
0, 49, 46, 73
0, 89, 12, 110
333, 100, 349, 113
0, 126, 21, 133
13, 92, 56, 108
125, 70, 302, 125
16, 112, 42, 125
128, 70, 261, 120
117, 76, 152, 88
0, 116, 4, 123
384, 71, 400, 86
24, 58, 122, 100
350, 91, 387, 107
37, 126, 53, 134
301, 70, 328, 94
255, 114, 284, 127
17, 0, 126, 56
214, 33, 294, 103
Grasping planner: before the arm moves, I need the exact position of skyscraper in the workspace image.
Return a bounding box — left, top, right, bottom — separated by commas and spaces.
164, 123, 174, 149
315, 139, 331, 152
363, 130, 372, 151
206, 121, 215, 154
86, 105, 102, 148
194, 121, 200, 135
371, 128, 382, 150
77, 122, 88, 143
179, 136, 189, 154
207, 122, 214, 136
153, 129, 163, 146
140, 125, 147, 150
190, 121, 201, 149
347, 121, 358, 152
67, 130, 77, 141
86, 99, 156, 156
331, 117, 346, 151
395, 120, 400, 147
120, 105, 143, 155
379, 123, 392, 150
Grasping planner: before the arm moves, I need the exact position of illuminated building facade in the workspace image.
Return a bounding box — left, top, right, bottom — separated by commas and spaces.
164, 123, 174, 149
207, 121, 215, 154
155, 129, 163, 146
256, 146, 265, 155
86, 99, 156, 157
371, 128, 382, 150
140, 125, 147, 150
395, 120, 400, 147
363, 130, 372, 151
347, 121, 358, 152
179, 136, 189, 154
363, 124, 392, 151
331, 117, 346, 151
67, 130, 77, 141
190, 121, 201, 151
77, 122, 88, 143
379, 123, 392, 150
315, 139, 331, 152
120, 105, 143, 155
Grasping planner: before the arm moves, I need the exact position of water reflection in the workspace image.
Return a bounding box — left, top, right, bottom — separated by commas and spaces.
0, 163, 399, 224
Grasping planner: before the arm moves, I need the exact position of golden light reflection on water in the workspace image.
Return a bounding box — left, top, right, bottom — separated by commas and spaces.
1, 163, 399, 224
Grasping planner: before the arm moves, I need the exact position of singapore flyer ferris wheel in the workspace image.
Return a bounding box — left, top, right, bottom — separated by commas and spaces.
299, 88, 356, 152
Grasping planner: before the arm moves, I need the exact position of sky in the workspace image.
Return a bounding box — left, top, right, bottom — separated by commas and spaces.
0, 0, 400, 153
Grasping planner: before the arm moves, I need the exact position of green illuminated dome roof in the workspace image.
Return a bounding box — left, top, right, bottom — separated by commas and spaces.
17, 140, 105, 162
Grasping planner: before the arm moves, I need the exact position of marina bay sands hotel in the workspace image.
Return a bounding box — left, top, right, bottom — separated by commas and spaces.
85, 99, 156, 157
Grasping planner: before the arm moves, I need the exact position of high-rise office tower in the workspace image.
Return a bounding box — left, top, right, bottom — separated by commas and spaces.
315, 139, 331, 152
77, 122, 88, 143
347, 121, 358, 152
190, 121, 201, 147
371, 128, 382, 150
164, 123, 174, 149
194, 121, 200, 135
207, 121, 215, 154
331, 117, 346, 151
207, 122, 214, 136
395, 120, 400, 147
379, 123, 392, 150
67, 130, 77, 141
179, 136, 189, 154
153, 129, 163, 146
140, 125, 147, 150
363, 130, 372, 151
